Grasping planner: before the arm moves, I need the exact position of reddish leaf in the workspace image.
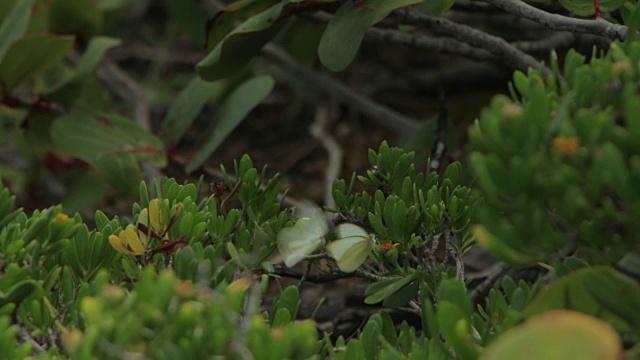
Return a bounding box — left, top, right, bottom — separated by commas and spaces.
150, 239, 189, 255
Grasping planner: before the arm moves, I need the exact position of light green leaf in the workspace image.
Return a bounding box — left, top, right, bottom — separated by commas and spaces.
481, 310, 622, 360
186, 75, 274, 172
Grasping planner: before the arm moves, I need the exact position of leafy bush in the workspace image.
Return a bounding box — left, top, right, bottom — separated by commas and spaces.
3, 0, 640, 359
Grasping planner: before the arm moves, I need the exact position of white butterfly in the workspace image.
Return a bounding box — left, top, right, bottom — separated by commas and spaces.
277, 206, 328, 267
326, 223, 375, 273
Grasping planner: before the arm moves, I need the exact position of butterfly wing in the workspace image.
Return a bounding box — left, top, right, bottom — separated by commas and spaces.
335, 223, 369, 239
277, 208, 328, 267
327, 224, 374, 273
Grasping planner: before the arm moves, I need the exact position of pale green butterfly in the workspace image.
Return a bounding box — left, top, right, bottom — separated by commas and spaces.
326, 223, 375, 273
277, 206, 328, 267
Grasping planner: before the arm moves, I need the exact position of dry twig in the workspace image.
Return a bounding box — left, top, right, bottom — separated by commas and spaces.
309, 103, 343, 209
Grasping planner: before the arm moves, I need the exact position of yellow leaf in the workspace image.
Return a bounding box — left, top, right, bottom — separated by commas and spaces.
149, 199, 163, 234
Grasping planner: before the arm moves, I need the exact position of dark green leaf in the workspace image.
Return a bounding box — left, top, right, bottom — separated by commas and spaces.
161, 77, 224, 144
196, 2, 290, 81
0, 33, 74, 90
318, 0, 423, 72
0, 0, 34, 62
186, 75, 274, 172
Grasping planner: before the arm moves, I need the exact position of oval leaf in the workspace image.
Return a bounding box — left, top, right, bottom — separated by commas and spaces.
196, 2, 290, 81
186, 75, 275, 172
481, 310, 622, 360
0, 0, 35, 62
318, 0, 424, 72
0, 33, 74, 90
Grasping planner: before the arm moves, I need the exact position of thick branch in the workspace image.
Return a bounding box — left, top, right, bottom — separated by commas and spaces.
391, 11, 551, 76
482, 0, 627, 40
365, 26, 495, 61
262, 45, 421, 136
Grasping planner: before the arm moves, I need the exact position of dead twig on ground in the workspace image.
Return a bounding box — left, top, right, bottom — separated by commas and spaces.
310, 103, 343, 209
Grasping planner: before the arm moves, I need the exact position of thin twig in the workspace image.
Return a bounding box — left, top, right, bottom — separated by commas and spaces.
97, 60, 150, 130
231, 283, 260, 360
354, 269, 400, 282
365, 26, 495, 61
262, 45, 421, 137
310, 103, 342, 209
429, 88, 448, 174
97, 59, 162, 183
220, 179, 242, 214
108, 45, 205, 64
470, 262, 510, 302
482, 0, 627, 41
511, 31, 576, 53
18, 327, 46, 354
445, 229, 465, 281
172, 154, 309, 210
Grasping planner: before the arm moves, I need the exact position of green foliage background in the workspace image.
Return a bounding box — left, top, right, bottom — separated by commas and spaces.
1, 0, 640, 359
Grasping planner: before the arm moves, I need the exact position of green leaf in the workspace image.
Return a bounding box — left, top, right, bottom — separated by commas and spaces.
559, 0, 626, 16
473, 225, 533, 264
44, 36, 122, 104
164, 0, 208, 45
204, 0, 282, 50
62, 171, 107, 212
186, 75, 275, 172
196, 2, 290, 81
318, 0, 423, 72
0, 281, 38, 308
161, 76, 224, 144
0, 33, 74, 90
481, 310, 622, 360
524, 267, 640, 330
415, 0, 456, 15
93, 154, 141, 194
51, 113, 165, 193
0, 0, 34, 63
382, 277, 419, 308
364, 273, 417, 304
49, 0, 102, 37
51, 113, 165, 166
361, 315, 381, 360
271, 286, 300, 324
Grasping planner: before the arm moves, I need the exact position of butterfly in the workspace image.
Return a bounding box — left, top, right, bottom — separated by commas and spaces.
326, 223, 375, 273
277, 206, 328, 267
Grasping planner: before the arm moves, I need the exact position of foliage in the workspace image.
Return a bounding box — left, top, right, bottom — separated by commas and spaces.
2, 0, 640, 359
470, 42, 640, 266
0, 0, 274, 209
0, 134, 637, 357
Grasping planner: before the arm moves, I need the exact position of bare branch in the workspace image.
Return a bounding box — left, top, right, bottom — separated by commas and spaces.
390, 11, 551, 76
365, 26, 495, 61
310, 103, 343, 209
482, 0, 627, 40
262, 45, 421, 136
